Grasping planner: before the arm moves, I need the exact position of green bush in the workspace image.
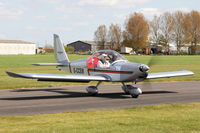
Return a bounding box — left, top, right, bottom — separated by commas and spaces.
64, 46, 75, 54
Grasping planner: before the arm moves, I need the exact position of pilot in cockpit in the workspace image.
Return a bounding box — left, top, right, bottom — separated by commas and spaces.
97, 53, 110, 68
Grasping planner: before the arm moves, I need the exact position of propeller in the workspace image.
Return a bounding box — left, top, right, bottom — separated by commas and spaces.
147, 55, 157, 67
137, 55, 158, 90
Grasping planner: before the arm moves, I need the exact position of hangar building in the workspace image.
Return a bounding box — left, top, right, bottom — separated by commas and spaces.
0, 40, 36, 55
67, 40, 111, 52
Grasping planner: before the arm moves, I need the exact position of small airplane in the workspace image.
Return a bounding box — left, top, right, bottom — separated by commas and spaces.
7, 34, 194, 98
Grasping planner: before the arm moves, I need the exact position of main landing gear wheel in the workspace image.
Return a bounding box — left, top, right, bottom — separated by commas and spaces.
86, 86, 98, 95
86, 81, 102, 96
121, 83, 142, 98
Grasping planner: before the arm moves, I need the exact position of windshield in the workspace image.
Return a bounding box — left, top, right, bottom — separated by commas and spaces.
87, 50, 127, 68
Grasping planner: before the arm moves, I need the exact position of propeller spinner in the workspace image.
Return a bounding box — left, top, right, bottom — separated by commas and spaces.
139, 64, 149, 72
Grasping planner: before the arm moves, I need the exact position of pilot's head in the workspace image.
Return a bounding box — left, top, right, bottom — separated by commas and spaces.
101, 53, 107, 60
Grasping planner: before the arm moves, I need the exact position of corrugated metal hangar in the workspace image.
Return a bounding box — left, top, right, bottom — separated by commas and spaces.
0, 40, 36, 55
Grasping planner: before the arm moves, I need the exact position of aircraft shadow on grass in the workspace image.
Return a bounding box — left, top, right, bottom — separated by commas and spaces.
0, 88, 177, 101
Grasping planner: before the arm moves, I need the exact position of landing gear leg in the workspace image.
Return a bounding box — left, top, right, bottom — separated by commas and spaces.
96, 81, 102, 88
121, 82, 142, 98
121, 82, 130, 94
86, 81, 102, 95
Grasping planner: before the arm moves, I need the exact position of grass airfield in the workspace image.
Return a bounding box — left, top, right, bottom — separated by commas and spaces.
0, 103, 200, 133
0, 54, 199, 89
0, 54, 200, 132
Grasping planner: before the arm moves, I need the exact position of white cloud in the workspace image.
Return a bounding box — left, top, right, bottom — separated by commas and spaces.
137, 8, 190, 20
0, 2, 4, 7
0, 2, 24, 19
165, 8, 190, 13
58, 15, 69, 20
78, 0, 150, 9
41, 0, 62, 2
35, 15, 47, 20
0, 34, 6, 39
75, 22, 89, 26
17, 0, 62, 3
25, 26, 37, 30
138, 8, 161, 20
79, 0, 118, 6
0, 8, 23, 19
56, 5, 82, 13
113, 13, 128, 20
55, 27, 72, 31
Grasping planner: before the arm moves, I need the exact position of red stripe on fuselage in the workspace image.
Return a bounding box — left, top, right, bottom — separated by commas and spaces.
88, 69, 133, 74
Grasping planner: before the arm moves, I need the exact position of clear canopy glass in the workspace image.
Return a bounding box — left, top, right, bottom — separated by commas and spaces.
87, 50, 127, 68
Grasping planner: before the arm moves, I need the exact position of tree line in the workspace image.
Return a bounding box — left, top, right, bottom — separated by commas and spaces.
94, 10, 200, 54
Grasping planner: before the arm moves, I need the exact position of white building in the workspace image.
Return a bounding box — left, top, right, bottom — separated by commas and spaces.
0, 40, 36, 55
120, 46, 133, 54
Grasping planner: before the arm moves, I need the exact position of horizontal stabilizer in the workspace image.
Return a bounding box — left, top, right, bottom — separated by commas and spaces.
147, 70, 194, 79
31, 63, 65, 66
6, 72, 110, 83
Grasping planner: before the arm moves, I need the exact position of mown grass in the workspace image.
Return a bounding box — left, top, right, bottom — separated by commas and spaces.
0, 54, 199, 89
0, 102, 200, 133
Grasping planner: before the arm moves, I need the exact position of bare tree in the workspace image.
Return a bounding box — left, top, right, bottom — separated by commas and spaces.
94, 25, 107, 50
122, 31, 132, 47
185, 10, 200, 54
108, 23, 122, 50
172, 11, 186, 54
159, 12, 174, 52
123, 12, 149, 51
149, 15, 161, 47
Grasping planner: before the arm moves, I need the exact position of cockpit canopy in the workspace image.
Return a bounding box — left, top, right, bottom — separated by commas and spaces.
87, 50, 127, 68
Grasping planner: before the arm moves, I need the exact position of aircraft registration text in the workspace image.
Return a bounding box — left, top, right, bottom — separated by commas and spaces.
73, 68, 84, 74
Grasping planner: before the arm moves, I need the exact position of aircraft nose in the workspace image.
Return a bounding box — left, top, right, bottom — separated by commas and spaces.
139, 64, 149, 72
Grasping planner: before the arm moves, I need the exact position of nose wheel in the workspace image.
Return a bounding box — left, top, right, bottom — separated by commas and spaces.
121, 82, 142, 98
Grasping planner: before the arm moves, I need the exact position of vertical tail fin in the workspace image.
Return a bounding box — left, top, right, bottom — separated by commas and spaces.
53, 34, 69, 64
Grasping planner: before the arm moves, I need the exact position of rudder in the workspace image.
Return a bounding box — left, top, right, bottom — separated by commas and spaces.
53, 34, 69, 64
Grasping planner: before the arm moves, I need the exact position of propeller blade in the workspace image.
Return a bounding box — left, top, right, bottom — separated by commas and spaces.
132, 56, 141, 63
141, 56, 156, 92
147, 56, 158, 67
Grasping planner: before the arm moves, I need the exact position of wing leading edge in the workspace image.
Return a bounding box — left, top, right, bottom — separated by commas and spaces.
6, 72, 110, 83
31, 63, 65, 66
147, 70, 194, 79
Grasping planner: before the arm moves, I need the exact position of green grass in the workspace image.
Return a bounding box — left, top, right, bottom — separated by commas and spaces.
0, 54, 199, 89
0, 102, 200, 133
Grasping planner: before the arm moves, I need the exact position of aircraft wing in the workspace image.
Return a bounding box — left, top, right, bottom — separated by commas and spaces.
31, 63, 65, 66
147, 70, 194, 79
6, 72, 110, 83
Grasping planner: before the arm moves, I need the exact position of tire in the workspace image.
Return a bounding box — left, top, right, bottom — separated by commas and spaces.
131, 94, 139, 98
86, 86, 98, 96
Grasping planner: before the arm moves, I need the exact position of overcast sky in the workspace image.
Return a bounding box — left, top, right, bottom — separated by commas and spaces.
0, 0, 199, 47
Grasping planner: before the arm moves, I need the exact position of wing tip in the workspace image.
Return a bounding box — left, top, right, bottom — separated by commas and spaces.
31, 63, 40, 66
179, 70, 194, 75
6, 71, 19, 78
6, 71, 29, 78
